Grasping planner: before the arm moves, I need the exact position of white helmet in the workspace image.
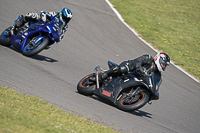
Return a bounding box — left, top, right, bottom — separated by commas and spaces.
154, 53, 170, 72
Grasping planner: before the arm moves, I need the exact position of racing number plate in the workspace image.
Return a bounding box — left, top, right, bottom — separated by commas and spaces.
102, 90, 111, 97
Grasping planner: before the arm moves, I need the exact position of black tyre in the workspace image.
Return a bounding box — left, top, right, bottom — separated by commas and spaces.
116, 89, 149, 111
77, 73, 96, 96
0, 27, 11, 46
22, 36, 49, 56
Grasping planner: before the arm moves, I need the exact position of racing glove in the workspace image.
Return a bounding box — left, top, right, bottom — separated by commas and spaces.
40, 11, 51, 23
25, 12, 40, 22
136, 67, 146, 77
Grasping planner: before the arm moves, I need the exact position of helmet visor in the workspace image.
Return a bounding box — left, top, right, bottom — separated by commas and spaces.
159, 58, 169, 71
160, 62, 167, 71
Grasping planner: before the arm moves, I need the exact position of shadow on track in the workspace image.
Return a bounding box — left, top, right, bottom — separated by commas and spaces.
130, 110, 152, 118
76, 92, 152, 118
30, 54, 58, 62
7, 45, 58, 62
93, 95, 152, 118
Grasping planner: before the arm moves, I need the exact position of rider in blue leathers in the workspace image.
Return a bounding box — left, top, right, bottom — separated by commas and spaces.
6, 8, 72, 42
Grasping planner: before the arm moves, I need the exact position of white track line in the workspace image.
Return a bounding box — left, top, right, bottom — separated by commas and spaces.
105, 0, 199, 83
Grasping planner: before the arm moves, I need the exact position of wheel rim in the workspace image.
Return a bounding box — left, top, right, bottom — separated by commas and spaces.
80, 74, 96, 88
120, 93, 144, 106
24, 39, 43, 52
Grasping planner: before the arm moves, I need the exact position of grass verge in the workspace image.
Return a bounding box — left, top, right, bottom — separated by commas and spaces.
109, 0, 200, 81
0, 86, 118, 133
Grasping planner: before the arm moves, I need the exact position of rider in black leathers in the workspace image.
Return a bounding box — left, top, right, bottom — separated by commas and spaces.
90, 53, 170, 83
6, 7, 72, 42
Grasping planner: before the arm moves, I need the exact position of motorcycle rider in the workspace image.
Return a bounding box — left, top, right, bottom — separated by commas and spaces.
90, 52, 170, 82
6, 7, 72, 42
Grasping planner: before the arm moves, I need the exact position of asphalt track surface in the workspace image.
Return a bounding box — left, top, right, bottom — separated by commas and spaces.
0, 0, 200, 133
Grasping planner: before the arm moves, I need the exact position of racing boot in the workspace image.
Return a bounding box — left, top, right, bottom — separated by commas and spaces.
5, 15, 26, 36
89, 72, 109, 82
4, 26, 15, 37
89, 70, 112, 82
89, 66, 120, 82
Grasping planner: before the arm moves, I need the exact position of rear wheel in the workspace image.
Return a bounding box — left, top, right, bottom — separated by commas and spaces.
22, 36, 49, 56
116, 88, 149, 111
77, 73, 96, 96
0, 27, 11, 46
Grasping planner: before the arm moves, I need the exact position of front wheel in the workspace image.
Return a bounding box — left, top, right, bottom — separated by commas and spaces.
22, 36, 49, 56
116, 89, 149, 111
77, 73, 96, 96
0, 27, 12, 46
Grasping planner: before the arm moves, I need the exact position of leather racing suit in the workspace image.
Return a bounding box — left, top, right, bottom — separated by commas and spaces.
101, 54, 161, 79
10, 11, 69, 42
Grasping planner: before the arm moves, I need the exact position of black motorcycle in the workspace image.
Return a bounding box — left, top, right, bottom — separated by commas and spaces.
77, 61, 162, 112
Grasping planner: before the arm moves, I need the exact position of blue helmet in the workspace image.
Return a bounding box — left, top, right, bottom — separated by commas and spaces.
60, 8, 72, 23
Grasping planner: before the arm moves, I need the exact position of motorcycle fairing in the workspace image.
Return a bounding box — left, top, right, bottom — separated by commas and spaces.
94, 77, 120, 103
93, 74, 150, 105
9, 17, 60, 51
10, 34, 23, 50
10, 23, 49, 51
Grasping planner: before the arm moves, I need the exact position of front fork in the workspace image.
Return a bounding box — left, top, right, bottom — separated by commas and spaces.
128, 87, 143, 97
94, 66, 104, 89
94, 66, 101, 88
128, 87, 152, 105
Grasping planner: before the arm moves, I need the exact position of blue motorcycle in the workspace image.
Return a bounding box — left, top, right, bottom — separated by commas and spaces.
0, 16, 62, 56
